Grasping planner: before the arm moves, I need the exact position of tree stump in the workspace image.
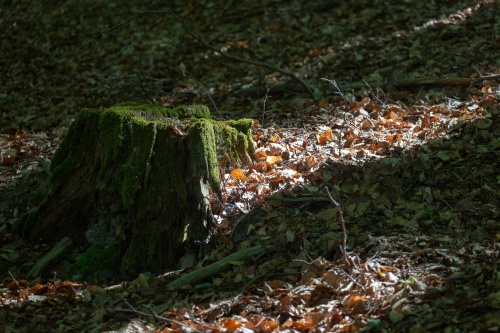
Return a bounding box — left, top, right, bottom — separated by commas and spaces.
23, 103, 253, 278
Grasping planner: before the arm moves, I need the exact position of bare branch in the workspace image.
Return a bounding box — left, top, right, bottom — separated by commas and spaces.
325, 186, 349, 263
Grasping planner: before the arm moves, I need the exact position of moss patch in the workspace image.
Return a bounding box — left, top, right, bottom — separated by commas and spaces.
188, 119, 221, 196
120, 118, 157, 207
46, 103, 250, 207
67, 244, 120, 281
120, 123, 188, 274
31, 102, 254, 276
216, 118, 254, 168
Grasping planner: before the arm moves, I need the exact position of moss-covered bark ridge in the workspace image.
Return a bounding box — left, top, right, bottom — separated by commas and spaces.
27, 103, 254, 278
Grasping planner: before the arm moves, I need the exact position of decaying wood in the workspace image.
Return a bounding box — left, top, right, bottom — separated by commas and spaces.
341, 74, 500, 91
27, 237, 73, 278
21, 103, 254, 278
166, 245, 275, 289
233, 74, 500, 100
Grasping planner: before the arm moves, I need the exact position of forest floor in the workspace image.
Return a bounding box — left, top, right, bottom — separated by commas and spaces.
0, 0, 499, 332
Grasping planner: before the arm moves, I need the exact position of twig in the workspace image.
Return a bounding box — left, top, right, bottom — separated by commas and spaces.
363, 79, 386, 107
135, 71, 154, 103
324, 186, 348, 263
96, 10, 319, 99
180, 63, 222, 119
107, 299, 207, 332
433, 193, 454, 210
227, 70, 275, 95
8, 271, 19, 287
321, 78, 348, 157
292, 258, 313, 265
337, 268, 365, 291
261, 85, 272, 127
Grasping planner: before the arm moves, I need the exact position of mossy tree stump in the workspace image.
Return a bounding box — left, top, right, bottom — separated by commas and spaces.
26, 103, 253, 278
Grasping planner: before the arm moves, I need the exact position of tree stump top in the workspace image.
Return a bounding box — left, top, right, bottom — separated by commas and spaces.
23, 103, 254, 279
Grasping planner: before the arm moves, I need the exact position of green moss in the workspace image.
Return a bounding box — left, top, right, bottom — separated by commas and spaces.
215, 118, 254, 168
30, 102, 254, 276
225, 118, 253, 135
173, 105, 212, 119
110, 102, 170, 118
188, 119, 221, 196
67, 243, 120, 280
107, 102, 212, 120
121, 124, 188, 274
38, 103, 251, 214
98, 110, 124, 181
121, 118, 156, 207
184, 117, 254, 197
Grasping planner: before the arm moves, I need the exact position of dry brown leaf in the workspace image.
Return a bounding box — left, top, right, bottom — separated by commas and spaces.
307, 155, 317, 169
251, 161, 272, 172
222, 318, 242, 333
254, 147, 267, 160
345, 133, 357, 148
346, 295, 367, 307
360, 119, 372, 130
318, 129, 334, 145
266, 155, 282, 165
269, 135, 280, 143
247, 172, 263, 182
231, 168, 247, 181
267, 143, 284, 156
317, 100, 329, 108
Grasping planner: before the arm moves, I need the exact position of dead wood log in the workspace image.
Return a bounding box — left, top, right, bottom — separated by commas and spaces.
339, 74, 500, 91
20, 103, 253, 279
166, 245, 275, 289
27, 237, 73, 278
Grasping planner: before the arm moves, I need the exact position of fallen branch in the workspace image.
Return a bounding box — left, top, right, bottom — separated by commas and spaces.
27, 237, 73, 278
338, 74, 500, 91
266, 195, 331, 203
166, 245, 275, 289
230, 79, 315, 99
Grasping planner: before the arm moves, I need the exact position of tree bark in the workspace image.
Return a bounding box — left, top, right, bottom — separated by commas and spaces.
23, 103, 253, 278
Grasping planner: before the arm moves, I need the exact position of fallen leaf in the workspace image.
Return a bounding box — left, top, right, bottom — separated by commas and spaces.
318, 129, 334, 145
266, 155, 282, 165
231, 168, 247, 181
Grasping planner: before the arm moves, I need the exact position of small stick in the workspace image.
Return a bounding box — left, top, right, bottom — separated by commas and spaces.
321, 78, 349, 157
261, 85, 272, 127
8, 271, 19, 287
180, 63, 222, 119
324, 186, 349, 263
106, 299, 206, 332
